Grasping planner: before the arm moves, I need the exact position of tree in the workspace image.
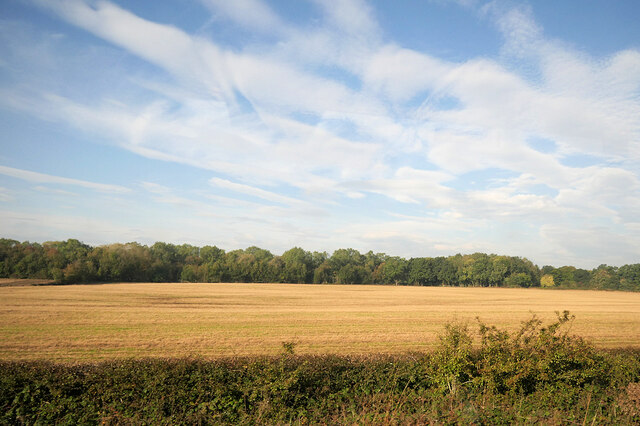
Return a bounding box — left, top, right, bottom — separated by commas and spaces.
490, 256, 510, 286
574, 268, 591, 288
313, 261, 333, 284
362, 251, 386, 284
589, 267, 618, 290
62, 259, 96, 283
311, 251, 328, 270
281, 247, 313, 283
434, 257, 457, 286
0, 239, 20, 277
176, 244, 201, 266
150, 242, 180, 282
541, 265, 555, 275
90, 243, 153, 282
379, 257, 408, 285
180, 264, 199, 282
461, 253, 492, 287
329, 249, 366, 284
508, 256, 540, 287
618, 264, 640, 291
218, 247, 274, 283
551, 266, 576, 288
11, 242, 47, 279
245, 247, 274, 282
44, 239, 91, 281
504, 272, 532, 288
540, 274, 555, 288
335, 264, 367, 284
200, 245, 224, 264
408, 258, 438, 286
202, 260, 228, 283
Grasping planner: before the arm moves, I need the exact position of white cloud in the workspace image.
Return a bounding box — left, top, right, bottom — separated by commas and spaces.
312, 0, 379, 39
199, 0, 286, 35
32, 186, 79, 196
209, 177, 304, 207
139, 182, 171, 194
0, 165, 130, 193
0, 187, 12, 202
362, 45, 451, 102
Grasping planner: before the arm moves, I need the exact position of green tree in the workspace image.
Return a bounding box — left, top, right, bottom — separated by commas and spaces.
313, 261, 333, 284
551, 266, 576, 288
434, 256, 458, 286
200, 245, 224, 264
202, 260, 228, 282
281, 247, 313, 283
379, 256, 408, 285
589, 265, 619, 290
335, 264, 368, 284
461, 253, 492, 287
329, 249, 366, 284
0, 239, 20, 277
618, 263, 640, 291
43, 239, 91, 281
62, 259, 96, 283
504, 272, 532, 288
541, 265, 555, 275
490, 255, 510, 286
150, 242, 180, 282
91, 243, 153, 282
574, 268, 591, 288
408, 257, 438, 286
180, 264, 199, 282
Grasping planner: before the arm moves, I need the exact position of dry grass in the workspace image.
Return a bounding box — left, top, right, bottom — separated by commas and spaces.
0, 283, 639, 362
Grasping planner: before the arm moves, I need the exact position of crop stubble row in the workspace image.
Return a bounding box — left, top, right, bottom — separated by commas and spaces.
1, 283, 639, 361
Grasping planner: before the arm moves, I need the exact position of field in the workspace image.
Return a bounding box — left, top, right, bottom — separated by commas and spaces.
1, 282, 640, 362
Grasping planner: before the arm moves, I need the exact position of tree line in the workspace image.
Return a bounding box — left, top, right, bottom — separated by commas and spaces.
0, 238, 638, 290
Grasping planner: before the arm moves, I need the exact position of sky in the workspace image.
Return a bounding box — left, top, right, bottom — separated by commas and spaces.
0, 0, 639, 269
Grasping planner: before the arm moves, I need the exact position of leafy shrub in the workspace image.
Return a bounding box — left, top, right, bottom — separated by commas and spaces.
429, 321, 475, 395
474, 311, 611, 397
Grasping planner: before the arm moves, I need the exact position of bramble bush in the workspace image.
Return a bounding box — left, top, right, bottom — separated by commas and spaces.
474, 311, 611, 396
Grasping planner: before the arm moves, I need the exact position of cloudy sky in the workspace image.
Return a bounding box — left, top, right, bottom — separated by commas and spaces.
1, 0, 639, 268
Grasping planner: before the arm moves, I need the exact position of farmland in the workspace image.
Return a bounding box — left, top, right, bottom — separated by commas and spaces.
1, 283, 639, 362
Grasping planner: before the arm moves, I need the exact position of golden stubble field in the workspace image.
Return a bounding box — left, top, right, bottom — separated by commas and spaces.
1, 283, 639, 362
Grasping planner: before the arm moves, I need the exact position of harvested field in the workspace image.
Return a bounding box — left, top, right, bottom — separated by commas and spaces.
0, 283, 639, 362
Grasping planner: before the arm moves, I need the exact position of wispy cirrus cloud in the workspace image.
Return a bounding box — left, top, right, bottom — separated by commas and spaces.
0, 165, 130, 194
0, 187, 12, 202
199, 0, 286, 35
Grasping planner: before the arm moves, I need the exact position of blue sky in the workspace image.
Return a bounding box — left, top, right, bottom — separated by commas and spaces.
1, 0, 639, 268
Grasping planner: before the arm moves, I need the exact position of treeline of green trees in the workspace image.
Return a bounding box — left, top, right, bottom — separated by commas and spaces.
1, 238, 639, 290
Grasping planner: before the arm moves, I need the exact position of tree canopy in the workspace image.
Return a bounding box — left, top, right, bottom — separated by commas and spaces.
0, 238, 638, 291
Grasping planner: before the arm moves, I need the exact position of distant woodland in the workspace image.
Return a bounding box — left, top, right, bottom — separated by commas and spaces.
1, 238, 638, 290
